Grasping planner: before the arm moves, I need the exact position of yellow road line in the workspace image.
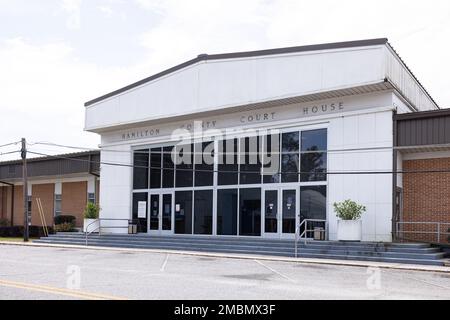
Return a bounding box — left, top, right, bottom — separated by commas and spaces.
0, 279, 127, 300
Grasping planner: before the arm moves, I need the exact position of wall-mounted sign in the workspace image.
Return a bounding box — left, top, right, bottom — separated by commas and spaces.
138, 201, 147, 218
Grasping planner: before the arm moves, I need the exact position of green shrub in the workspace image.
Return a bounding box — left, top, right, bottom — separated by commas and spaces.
84, 202, 100, 219
0, 218, 9, 227
333, 200, 366, 220
54, 223, 75, 232
0, 226, 55, 237
54, 215, 76, 225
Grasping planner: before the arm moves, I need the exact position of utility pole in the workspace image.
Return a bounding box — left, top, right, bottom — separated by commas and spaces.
21, 138, 29, 242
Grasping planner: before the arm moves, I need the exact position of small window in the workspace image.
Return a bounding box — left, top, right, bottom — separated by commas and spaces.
88, 193, 95, 204
27, 195, 32, 226
54, 194, 62, 216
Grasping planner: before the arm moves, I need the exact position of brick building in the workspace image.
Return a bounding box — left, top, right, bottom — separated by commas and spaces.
395, 109, 450, 243
0, 151, 100, 229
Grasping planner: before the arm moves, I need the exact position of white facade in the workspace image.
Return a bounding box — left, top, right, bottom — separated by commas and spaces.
84, 39, 438, 241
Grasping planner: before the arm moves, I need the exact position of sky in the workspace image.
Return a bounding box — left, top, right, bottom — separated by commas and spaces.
1, 0, 449, 160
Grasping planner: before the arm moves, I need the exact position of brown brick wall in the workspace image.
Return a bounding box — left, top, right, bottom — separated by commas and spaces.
13, 185, 24, 226
62, 181, 87, 227
31, 184, 54, 227
0, 186, 6, 220
402, 157, 450, 243
0, 186, 13, 224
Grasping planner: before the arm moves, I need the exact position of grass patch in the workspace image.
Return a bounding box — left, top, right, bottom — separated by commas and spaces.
0, 237, 35, 242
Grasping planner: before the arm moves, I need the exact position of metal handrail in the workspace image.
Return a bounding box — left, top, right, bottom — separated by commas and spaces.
295, 218, 327, 258
85, 218, 131, 246
396, 221, 450, 243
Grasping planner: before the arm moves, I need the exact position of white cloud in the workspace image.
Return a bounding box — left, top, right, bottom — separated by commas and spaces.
61, 0, 82, 30
98, 5, 113, 18
0, 37, 147, 159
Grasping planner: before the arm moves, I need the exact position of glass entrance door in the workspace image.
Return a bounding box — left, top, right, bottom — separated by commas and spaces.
263, 188, 298, 239
148, 192, 174, 235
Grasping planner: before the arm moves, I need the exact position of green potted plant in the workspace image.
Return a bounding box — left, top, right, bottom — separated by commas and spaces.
333, 200, 366, 241
83, 202, 100, 233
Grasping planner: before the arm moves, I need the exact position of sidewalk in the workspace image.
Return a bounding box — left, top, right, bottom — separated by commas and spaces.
1, 240, 449, 273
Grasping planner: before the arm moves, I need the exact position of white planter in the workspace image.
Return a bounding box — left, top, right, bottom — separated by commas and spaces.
83, 218, 99, 233
337, 219, 362, 241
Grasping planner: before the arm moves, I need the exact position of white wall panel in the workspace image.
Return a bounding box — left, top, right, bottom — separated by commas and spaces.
327, 109, 393, 241
85, 46, 390, 131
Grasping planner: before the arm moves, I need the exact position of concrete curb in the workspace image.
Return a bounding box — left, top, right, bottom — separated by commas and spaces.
1, 240, 449, 273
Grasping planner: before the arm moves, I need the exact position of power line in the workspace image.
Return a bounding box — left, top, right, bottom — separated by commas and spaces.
29, 140, 450, 156
26, 150, 450, 176
0, 141, 21, 149
0, 150, 20, 157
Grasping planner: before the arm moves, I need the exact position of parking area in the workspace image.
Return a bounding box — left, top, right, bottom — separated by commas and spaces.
0, 245, 449, 300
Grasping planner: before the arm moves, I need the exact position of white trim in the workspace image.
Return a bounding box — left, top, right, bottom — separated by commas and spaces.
100, 105, 393, 148
402, 151, 450, 161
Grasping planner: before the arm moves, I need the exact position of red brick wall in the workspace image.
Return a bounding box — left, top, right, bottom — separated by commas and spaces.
62, 181, 87, 227
402, 157, 450, 243
31, 184, 54, 227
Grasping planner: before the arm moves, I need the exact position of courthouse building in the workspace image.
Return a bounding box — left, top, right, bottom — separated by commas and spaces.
83, 38, 445, 242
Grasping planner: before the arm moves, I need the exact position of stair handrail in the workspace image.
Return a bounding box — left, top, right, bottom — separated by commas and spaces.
85, 218, 131, 246
295, 218, 328, 258
396, 221, 450, 244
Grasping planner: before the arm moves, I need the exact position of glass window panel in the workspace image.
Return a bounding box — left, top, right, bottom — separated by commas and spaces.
263, 134, 280, 184
218, 139, 238, 185
195, 142, 214, 187
88, 193, 95, 204
281, 132, 299, 183
133, 149, 149, 189
217, 189, 238, 236
239, 188, 261, 236
301, 129, 327, 182
175, 191, 192, 234
175, 144, 194, 188
301, 153, 327, 182
132, 193, 147, 233
301, 129, 327, 151
162, 146, 174, 188
282, 132, 299, 152
149, 194, 159, 230
300, 186, 327, 238
264, 190, 278, 233
194, 190, 213, 235
162, 194, 172, 231
281, 154, 299, 183
54, 194, 62, 216
282, 189, 296, 234
239, 136, 261, 185
150, 147, 162, 189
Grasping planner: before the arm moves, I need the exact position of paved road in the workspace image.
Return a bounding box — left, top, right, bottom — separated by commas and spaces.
0, 245, 449, 300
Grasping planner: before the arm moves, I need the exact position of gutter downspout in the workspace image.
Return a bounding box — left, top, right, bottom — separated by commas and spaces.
392, 110, 398, 242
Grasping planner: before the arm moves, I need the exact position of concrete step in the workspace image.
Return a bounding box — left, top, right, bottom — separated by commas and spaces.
36, 233, 446, 267
45, 235, 296, 248
48, 233, 295, 245
296, 243, 440, 254
33, 239, 445, 266
46, 234, 438, 254
33, 239, 295, 257
35, 238, 445, 260
295, 252, 444, 266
